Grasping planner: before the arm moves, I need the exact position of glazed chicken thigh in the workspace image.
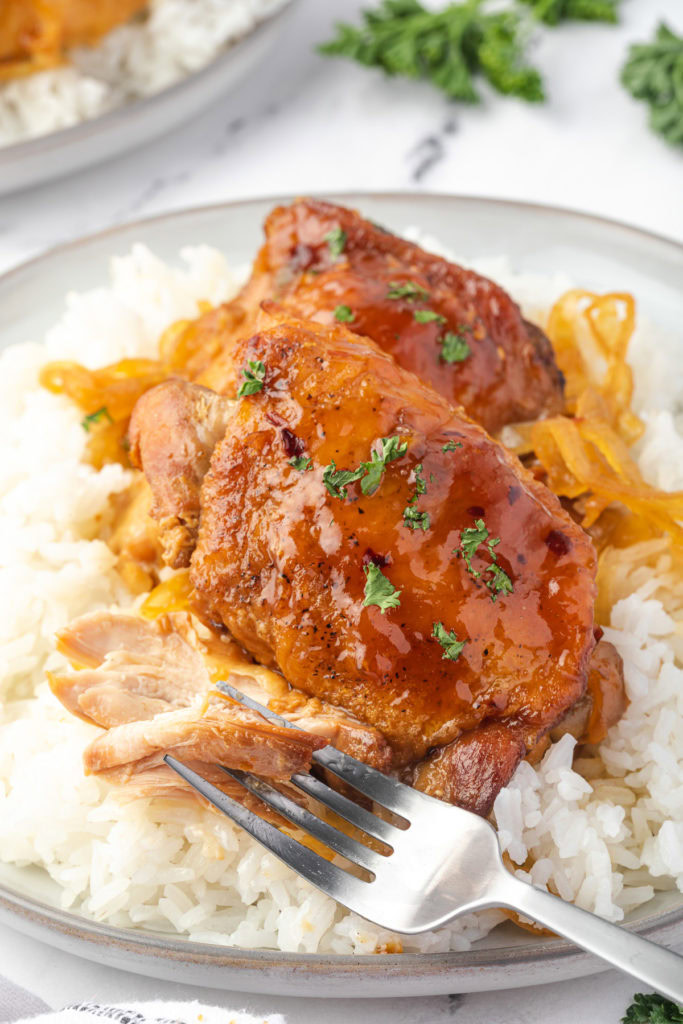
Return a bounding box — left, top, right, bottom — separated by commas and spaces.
131, 315, 599, 814
192, 199, 565, 435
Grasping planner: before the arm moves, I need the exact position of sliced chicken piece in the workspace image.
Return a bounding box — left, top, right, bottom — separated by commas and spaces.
52, 611, 209, 726
53, 608, 393, 769
128, 380, 235, 568
84, 697, 324, 781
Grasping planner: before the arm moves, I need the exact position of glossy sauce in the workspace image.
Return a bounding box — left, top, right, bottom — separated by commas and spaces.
191, 318, 597, 765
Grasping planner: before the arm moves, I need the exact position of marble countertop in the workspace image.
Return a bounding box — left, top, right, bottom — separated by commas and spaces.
0, 0, 681, 1020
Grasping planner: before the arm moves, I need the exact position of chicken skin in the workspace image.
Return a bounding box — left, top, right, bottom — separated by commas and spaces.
0, 0, 147, 79
130, 315, 598, 812
192, 199, 564, 435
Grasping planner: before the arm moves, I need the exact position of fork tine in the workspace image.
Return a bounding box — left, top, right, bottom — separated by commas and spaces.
164, 756, 368, 901
222, 768, 384, 873
216, 680, 421, 817
289, 771, 398, 845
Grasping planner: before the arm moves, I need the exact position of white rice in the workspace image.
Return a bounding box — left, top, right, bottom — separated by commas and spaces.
0, 0, 287, 147
0, 237, 681, 954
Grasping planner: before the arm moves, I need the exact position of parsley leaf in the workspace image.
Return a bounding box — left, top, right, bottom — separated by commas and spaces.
386, 280, 430, 301
621, 23, 683, 147
363, 562, 401, 613
519, 0, 618, 24
403, 505, 430, 531
440, 330, 472, 364
81, 406, 113, 432
289, 455, 312, 472
237, 360, 266, 397
414, 309, 447, 325
334, 304, 355, 322
322, 460, 365, 499
324, 226, 348, 259
486, 562, 514, 601
319, 1, 544, 105
360, 435, 408, 495
411, 463, 427, 498
442, 440, 464, 452
432, 621, 467, 661
458, 516, 513, 600
622, 993, 683, 1023
459, 518, 490, 577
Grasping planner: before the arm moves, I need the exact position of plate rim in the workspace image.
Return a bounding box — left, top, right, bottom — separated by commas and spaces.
0, 0, 298, 166
1, 191, 681, 286
0, 190, 681, 981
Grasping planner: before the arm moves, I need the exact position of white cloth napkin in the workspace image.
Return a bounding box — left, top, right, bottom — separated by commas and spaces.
6, 995, 286, 1024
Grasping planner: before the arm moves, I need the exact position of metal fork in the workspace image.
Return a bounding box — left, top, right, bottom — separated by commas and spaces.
165, 682, 683, 1000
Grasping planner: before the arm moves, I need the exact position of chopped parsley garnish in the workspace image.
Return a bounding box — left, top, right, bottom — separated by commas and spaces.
486, 562, 514, 600
289, 455, 312, 472
237, 360, 266, 397
334, 304, 355, 322
440, 330, 472, 364
432, 621, 467, 662
386, 280, 430, 302
622, 993, 683, 1023
81, 406, 113, 432
414, 309, 447, 325
403, 506, 430, 531
323, 436, 408, 499
460, 518, 491, 577
457, 517, 513, 601
403, 462, 429, 530
363, 562, 401, 613
324, 226, 347, 259
442, 440, 463, 452
411, 463, 427, 497
360, 435, 408, 495
322, 460, 365, 499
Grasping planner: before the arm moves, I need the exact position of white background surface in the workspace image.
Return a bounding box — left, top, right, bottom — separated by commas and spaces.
0, 0, 681, 1020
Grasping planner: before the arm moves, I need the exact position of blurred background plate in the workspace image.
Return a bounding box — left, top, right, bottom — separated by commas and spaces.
0, 0, 299, 198
0, 193, 681, 997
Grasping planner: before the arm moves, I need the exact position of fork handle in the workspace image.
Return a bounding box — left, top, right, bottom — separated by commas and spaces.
495, 874, 683, 1003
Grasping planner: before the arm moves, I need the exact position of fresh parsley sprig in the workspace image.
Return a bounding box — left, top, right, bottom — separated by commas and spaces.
363, 562, 402, 612
622, 993, 683, 1023
319, 0, 545, 105
621, 23, 683, 148
519, 0, 618, 25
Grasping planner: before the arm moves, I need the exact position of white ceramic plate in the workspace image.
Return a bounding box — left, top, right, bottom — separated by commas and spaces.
0, 1, 299, 197
0, 194, 681, 998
